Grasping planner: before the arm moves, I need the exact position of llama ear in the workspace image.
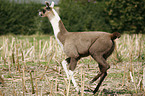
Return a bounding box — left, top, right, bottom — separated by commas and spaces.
45, 1, 50, 7
50, 1, 54, 8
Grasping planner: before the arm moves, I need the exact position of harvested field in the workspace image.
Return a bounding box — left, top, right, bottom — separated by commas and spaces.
0, 34, 145, 96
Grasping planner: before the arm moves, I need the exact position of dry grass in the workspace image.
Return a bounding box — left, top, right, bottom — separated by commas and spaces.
0, 34, 144, 96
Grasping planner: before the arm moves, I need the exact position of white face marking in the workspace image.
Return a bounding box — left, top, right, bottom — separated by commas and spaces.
49, 9, 63, 49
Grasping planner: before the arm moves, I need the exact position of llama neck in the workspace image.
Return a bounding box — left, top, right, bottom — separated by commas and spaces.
49, 9, 67, 48
49, 9, 61, 38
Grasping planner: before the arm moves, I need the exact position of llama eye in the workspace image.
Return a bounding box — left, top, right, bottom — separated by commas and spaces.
43, 9, 46, 13
46, 7, 50, 10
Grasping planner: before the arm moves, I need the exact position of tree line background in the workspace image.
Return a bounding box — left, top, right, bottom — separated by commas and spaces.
0, 0, 145, 35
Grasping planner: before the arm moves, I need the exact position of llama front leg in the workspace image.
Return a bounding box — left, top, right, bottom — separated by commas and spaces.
68, 58, 80, 92
68, 70, 79, 92
62, 59, 69, 79
62, 58, 80, 92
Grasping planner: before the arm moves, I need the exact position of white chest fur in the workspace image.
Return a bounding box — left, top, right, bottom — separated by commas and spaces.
50, 9, 63, 49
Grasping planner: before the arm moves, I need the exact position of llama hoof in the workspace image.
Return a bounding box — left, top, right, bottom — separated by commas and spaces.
93, 91, 97, 95
62, 60, 68, 65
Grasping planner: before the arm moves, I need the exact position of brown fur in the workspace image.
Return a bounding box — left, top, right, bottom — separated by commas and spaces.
57, 20, 68, 45
39, 3, 121, 94
57, 25, 120, 94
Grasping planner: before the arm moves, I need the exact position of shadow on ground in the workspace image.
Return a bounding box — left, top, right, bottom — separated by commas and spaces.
93, 88, 145, 96
100, 88, 132, 96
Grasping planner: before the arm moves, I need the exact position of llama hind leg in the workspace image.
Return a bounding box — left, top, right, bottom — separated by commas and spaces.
93, 72, 107, 94
90, 54, 110, 94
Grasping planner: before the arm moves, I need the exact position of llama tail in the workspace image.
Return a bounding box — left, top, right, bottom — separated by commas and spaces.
110, 32, 121, 40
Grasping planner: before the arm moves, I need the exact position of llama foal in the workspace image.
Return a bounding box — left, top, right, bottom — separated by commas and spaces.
39, 1, 121, 94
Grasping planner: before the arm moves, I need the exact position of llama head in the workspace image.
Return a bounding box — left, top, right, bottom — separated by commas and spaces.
39, 1, 55, 18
